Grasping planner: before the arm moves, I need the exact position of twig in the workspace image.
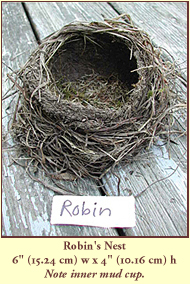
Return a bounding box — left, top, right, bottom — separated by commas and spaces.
135, 159, 183, 199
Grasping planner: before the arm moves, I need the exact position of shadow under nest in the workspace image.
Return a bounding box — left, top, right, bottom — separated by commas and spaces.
10, 19, 174, 181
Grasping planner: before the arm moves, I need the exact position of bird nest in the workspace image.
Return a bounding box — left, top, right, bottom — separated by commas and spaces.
9, 18, 177, 181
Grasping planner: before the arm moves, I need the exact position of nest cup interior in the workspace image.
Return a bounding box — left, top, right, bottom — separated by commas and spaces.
49, 33, 139, 106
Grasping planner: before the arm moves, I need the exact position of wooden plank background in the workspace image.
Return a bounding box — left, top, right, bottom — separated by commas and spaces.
103, 1, 187, 236
2, 1, 187, 236
110, 2, 187, 78
2, 1, 118, 237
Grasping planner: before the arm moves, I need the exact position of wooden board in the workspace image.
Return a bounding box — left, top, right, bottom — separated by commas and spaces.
103, 2, 187, 236
109, 1, 187, 79
102, 144, 187, 236
2, 2, 118, 236
24, 1, 117, 39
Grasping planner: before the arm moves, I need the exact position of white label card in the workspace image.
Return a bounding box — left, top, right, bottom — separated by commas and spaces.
51, 196, 136, 228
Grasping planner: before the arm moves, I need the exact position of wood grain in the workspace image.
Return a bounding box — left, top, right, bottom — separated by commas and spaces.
24, 1, 117, 39
103, 2, 187, 236
102, 143, 187, 236
2, 2, 118, 236
109, 1, 187, 79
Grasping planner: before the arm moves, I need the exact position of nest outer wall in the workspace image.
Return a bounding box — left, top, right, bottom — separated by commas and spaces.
11, 18, 175, 181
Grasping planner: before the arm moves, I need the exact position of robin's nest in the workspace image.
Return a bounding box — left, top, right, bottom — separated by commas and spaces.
9, 17, 179, 181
